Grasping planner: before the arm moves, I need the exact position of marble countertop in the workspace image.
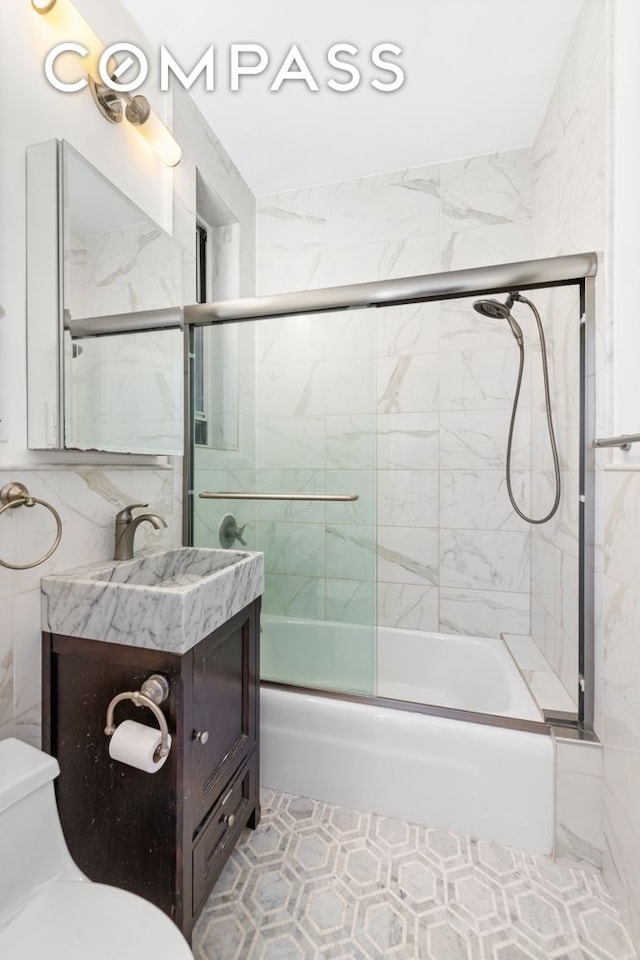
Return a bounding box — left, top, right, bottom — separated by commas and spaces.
41, 547, 265, 655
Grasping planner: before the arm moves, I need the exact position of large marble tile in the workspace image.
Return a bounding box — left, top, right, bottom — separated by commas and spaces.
604, 782, 640, 953
376, 526, 439, 587
325, 579, 376, 626
377, 470, 438, 528
256, 312, 327, 365
376, 413, 439, 470
326, 525, 376, 582
439, 470, 530, 532
257, 201, 328, 251
256, 521, 325, 578
439, 529, 530, 593
377, 583, 439, 632
439, 347, 529, 412
376, 302, 439, 358
377, 353, 439, 414
326, 415, 376, 470
439, 588, 530, 638
323, 309, 378, 361
254, 469, 326, 524
257, 246, 326, 295
257, 361, 325, 418
605, 472, 640, 587
557, 741, 603, 779
556, 765, 603, 868
442, 220, 532, 273
263, 574, 325, 621
324, 168, 441, 249
440, 295, 515, 352
440, 410, 530, 472
325, 470, 375, 527
324, 234, 441, 288
441, 150, 532, 231
256, 417, 326, 469
325, 358, 375, 416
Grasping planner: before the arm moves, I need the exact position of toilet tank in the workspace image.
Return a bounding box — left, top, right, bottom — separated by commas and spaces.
0, 739, 60, 815
0, 739, 84, 923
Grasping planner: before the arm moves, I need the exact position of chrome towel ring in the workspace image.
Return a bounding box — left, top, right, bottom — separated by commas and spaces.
0, 481, 62, 570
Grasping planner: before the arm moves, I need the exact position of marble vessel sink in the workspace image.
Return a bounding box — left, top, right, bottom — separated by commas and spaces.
41, 547, 265, 654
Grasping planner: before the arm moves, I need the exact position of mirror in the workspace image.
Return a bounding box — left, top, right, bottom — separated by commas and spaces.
26, 140, 184, 455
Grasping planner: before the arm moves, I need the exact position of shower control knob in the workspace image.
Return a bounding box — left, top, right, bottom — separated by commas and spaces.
194, 729, 209, 744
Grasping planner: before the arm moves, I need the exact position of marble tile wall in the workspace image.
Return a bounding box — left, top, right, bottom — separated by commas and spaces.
530, 0, 611, 871
602, 470, 640, 946
256, 149, 534, 636
555, 738, 604, 870
531, 0, 610, 728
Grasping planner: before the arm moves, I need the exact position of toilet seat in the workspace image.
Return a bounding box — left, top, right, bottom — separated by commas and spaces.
0, 878, 194, 960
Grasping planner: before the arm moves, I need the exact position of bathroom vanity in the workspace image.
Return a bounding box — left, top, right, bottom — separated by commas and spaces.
40, 548, 264, 941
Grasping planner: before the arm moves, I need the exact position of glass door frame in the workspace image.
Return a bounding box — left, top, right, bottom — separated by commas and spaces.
182, 252, 598, 738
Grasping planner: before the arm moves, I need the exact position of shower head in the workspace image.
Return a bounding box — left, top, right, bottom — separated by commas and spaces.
473, 298, 512, 320
472, 296, 523, 345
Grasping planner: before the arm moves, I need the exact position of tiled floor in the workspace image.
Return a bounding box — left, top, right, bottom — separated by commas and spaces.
192, 789, 637, 960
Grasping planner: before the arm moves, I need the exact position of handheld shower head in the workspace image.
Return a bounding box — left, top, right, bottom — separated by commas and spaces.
472, 297, 523, 344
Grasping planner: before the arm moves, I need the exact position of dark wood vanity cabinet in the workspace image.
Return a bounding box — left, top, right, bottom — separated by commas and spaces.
41, 598, 261, 943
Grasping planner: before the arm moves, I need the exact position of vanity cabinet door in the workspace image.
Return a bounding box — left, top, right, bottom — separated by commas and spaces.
191, 602, 259, 830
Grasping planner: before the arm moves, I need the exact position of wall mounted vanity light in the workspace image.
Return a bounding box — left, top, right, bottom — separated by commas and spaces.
31, 0, 183, 167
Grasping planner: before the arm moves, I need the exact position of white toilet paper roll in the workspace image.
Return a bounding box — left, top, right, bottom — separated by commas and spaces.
108, 719, 171, 773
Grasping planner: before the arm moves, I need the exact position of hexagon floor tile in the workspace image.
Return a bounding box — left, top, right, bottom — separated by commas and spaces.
192, 789, 637, 960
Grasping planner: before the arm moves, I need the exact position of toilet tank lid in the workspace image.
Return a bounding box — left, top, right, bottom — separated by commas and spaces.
0, 739, 59, 815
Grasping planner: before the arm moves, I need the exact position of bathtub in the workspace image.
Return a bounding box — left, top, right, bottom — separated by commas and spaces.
260, 616, 554, 853
261, 615, 541, 722
260, 686, 554, 853
377, 626, 541, 721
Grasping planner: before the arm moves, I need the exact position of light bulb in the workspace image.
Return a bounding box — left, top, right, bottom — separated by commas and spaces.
32, 0, 182, 168
133, 109, 183, 168
31, 0, 106, 81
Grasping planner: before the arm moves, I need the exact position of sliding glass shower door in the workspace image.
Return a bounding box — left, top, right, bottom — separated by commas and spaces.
191, 308, 378, 696
186, 254, 593, 732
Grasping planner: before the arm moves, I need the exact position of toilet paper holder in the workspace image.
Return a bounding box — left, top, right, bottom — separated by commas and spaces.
104, 674, 171, 760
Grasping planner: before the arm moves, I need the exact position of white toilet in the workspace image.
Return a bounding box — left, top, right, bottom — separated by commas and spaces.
0, 738, 194, 960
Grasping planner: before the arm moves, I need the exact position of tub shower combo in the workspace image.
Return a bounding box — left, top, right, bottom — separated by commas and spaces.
184, 253, 596, 853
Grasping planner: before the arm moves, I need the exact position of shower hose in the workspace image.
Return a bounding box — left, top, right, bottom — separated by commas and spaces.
507, 294, 561, 524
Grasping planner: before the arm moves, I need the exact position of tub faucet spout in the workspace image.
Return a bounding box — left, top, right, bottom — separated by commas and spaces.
114, 503, 167, 560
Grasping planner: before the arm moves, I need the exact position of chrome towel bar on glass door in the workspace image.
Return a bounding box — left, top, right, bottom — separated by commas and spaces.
592, 433, 640, 450
199, 492, 359, 502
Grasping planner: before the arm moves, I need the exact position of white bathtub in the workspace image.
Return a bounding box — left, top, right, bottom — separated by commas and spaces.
261, 615, 541, 722
260, 615, 554, 853
260, 686, 554, 853
377, 626, 542, 721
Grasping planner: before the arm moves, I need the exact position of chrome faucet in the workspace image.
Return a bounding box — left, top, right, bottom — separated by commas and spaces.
114, 503, 167, 561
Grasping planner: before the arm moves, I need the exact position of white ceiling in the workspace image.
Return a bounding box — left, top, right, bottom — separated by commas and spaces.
120, 0, 585, 196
